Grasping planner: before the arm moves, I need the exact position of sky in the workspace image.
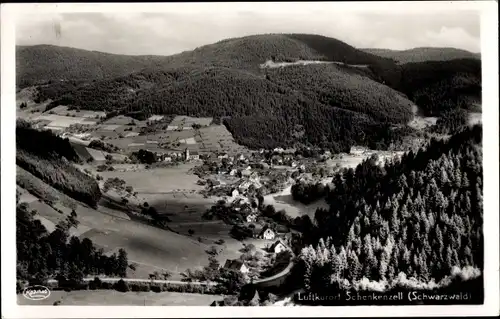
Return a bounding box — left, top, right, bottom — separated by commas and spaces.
14, 3, 481, 56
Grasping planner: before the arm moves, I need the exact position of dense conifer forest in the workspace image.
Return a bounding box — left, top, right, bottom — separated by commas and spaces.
292, 125, 483, 299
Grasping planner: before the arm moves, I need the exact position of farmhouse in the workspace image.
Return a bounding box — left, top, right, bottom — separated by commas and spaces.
259, 226, 276, 240
230, 188, 240, 198
190, 151, 200, 160
350, 146, 367, 156
241, 169, 252, 178
270, 239, 287, 254
246, 213, 257, 223
224, 259, 249, 274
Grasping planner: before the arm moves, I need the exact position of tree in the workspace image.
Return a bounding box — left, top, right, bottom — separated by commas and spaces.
117, 248, 128, 278
216, 268, 246, 295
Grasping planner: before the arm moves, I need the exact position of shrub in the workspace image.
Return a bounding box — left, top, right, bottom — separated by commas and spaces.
113, 279, 129, 292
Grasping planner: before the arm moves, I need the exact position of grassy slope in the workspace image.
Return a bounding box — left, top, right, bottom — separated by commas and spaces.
17, 290, 224, 306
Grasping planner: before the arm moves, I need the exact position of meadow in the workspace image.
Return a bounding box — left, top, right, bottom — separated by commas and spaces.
17, 290, 224, 306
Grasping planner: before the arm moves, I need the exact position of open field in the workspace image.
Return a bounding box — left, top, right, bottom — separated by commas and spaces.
17, 290, 224, 306
263, 185, 329, 219
97, 163, 203, 193
197, 125, 251, 154
85, 148, 128, 162
169, 115, 213, 128
18, 167, 224, 279
34, 114, 97, 128
102, 115, 141, 125
48, 105, 106, 119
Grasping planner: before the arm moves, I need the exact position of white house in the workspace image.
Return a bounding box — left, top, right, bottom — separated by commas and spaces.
231, 188, 240, 198
270, 239, 287, 254
350, 146, 367, 156
224, 259, 249, 274
163, 157, 172, 162
246, 213, 257, 223
241, 169, 252, 178
190, 151, 200, 160
229, 169, 237, 176
259, 226, 276, 240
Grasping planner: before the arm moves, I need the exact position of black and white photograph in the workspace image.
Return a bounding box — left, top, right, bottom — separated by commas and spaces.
1, 1, 499, 317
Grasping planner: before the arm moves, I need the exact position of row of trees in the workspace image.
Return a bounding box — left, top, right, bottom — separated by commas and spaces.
295, 125, 483, 296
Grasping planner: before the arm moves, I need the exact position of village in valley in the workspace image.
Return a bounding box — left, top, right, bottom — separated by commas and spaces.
12, 5, 487, 309
16, 97, 408, 305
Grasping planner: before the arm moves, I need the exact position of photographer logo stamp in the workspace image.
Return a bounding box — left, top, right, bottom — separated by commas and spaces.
22, 285, 51, 301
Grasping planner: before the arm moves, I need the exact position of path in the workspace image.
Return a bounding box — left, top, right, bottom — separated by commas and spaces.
46, 276, 218, 287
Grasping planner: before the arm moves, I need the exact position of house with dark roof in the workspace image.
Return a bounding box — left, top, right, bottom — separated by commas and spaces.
269, 239, 288, 254
223, 259, 249, 274
258, 225, 276, 240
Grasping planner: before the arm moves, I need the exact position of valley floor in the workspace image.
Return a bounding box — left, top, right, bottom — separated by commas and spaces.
17, 290, 223, 306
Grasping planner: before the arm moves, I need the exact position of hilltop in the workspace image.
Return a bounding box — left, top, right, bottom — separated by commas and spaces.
362, 47, 481, 64
17, 34, 481, 150
16, 45, 170, 88
17, 34, 396, 88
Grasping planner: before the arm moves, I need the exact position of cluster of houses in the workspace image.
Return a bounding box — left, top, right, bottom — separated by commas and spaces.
222, 238, 289, 275
152, 148, 201, 163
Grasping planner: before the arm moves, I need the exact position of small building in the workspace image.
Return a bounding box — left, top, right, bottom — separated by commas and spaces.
163, 156, 172, 162
238, 181, 252, 191
208, 178, 221, 187
259, 226, 276, 240
218, 153, 229, 159
224, 259, 249, 274
291, 161, 298, 168
350, 146, 367, 156
241, 169, 252, 177
231, 188, 240, 198
190, 151, 200, 160
229, 169, 237, 176
238, 154, 246, 161
270, 239, 288, 254
246, 213, 257, 223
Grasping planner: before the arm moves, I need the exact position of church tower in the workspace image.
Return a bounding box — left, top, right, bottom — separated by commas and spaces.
185, 148, 190, 160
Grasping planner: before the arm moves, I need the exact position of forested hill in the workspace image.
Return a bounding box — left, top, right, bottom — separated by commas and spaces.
17, 34, 396, 88
16, 45, 170, 88
396, 58, 481, 116
296, 124, 483, 298
165, 33, 397, 70
363, 47, 481, 64
16, 121, 101, 207
18, 35, 481, 150
37, 65, 415, 151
